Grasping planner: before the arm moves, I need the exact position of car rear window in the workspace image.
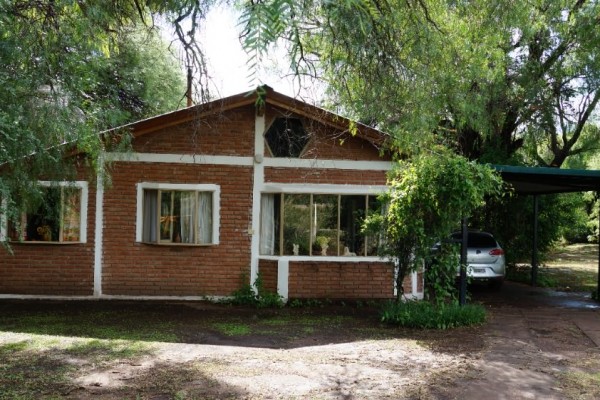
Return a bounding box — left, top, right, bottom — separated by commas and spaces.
452, 232, 498, 248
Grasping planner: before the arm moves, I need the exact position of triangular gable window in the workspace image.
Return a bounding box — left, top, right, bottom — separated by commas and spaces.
265, 118, 309, 157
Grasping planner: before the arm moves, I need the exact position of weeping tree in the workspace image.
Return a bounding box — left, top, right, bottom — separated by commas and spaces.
237, 0, 600, 166
0, 0, 201, 235
365, 147, 504, 303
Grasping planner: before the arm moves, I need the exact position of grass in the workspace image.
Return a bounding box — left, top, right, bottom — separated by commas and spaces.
0, 309, 178, 342
212, 322, 251, 336
508, 243, 599, 292
0, 341, 75, 400
380, 301, 486, 329
557, 356, 600, 399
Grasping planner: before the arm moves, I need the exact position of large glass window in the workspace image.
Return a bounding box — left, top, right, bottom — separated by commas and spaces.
8, 182, 87, 243
283, 194, 311, 255
260, 193, 383, 256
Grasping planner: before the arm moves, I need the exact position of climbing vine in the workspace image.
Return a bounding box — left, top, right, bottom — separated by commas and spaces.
365, 146, 504, 302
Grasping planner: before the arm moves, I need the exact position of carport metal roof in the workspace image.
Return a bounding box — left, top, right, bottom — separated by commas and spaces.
493, 165, 600, 195
489, 165, 600, 301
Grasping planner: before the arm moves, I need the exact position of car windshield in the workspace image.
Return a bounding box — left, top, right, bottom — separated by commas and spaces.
452, 232, 498, 248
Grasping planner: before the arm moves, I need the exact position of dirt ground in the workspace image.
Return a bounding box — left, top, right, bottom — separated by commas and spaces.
1, 282, 600, 399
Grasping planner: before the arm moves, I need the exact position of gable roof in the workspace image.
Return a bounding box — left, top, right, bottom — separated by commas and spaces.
111, 86, 389, 148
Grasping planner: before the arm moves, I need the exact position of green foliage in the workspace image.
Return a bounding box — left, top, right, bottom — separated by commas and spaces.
424, 245, 461, 304
239, 0, 600, 168
0, 1, 196, 244
365, 146, 503, 301
212, 322, 251, 336
380, 300, 486, 329
230, 273, 284, 308
506, 265, 558, 288
472, 192, 593, 264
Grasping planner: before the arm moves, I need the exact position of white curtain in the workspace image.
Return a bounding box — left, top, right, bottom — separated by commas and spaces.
260, 194, 275, 255
143, 189, 158, 242
197, 192, 212, 243
179, 191, 195, 243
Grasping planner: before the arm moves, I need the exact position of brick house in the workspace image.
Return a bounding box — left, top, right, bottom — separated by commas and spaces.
0, 87, 423, 301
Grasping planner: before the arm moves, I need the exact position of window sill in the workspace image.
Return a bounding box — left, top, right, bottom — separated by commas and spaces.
9, 240, 84, 245
139, 242, 216, 247
259, 255, 385, 262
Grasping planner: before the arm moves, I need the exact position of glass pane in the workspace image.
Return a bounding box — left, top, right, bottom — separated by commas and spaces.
178, 191, 195, 243
25, 187, 61, 241
159, 191, 174, 242
283, 194, 310, 255
143, 189, 158, 242
340, 195, 366, 256
197, 192, 212, 244
312, 195, 339, 256
61, 187, 81, 242
366, 195, 385, 256
260, 194, 280, 255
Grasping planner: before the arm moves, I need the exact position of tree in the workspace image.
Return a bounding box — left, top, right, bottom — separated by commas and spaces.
364, 147, 503, 302
0, 1, 194, 230
239, 0, 600, 166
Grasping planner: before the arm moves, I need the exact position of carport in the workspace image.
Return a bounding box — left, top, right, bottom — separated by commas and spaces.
493, 165, 600, 299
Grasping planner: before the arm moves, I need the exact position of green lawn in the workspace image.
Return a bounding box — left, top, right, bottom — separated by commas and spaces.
507, 243, 598, 292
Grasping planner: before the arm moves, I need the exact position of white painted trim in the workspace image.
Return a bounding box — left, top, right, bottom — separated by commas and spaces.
0, 197, 6, 241
277, 258, 289, 301
103, 152, 392, 171
0, 294, 231, 302
98, 295, 231, 301
135, 182, 220, 244
260, 256, 388, 263
264, 157, 392, 171
93, 161, 104, 297
261, 183, 388, 195
250, 114, 266, 288
411, 269, 418, 295
105, 152, 254, 166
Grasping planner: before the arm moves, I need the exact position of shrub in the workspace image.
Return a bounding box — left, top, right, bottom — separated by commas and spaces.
230, 273, 284, 308
380, 300, 486, 329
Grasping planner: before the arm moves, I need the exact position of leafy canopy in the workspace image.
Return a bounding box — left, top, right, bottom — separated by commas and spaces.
238, 0, 600, 166
0, 1, 189, 225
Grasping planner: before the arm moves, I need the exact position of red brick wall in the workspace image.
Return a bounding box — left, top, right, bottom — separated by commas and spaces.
288, 261, 396, 299
101, 162, 253, 296
264, 168, 388, 186
258, 260, 278, 293
0, 171, 96, 296
263, 107, 389, 161
134, 106, 256, 156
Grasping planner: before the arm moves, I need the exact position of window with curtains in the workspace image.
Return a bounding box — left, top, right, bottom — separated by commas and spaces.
260, 193, 384, 256
6, 182, 87, 243
139, 184, 219, 245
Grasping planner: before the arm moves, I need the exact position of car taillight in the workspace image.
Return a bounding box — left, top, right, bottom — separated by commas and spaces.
489, 248, 504, 256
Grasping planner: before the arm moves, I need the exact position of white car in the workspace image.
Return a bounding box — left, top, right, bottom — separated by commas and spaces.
452, 231, 506, 288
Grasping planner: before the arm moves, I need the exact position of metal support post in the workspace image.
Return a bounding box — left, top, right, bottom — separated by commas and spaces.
459, 217, 468, 306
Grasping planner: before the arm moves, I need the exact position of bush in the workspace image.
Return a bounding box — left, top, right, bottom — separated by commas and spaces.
230, 273, 284, 308
380, 300, 486, 329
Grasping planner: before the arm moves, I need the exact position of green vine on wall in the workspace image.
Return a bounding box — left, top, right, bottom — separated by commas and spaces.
364, 146, 504, 303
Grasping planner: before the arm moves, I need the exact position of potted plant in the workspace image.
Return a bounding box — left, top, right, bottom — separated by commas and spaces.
315, 235, 330, 256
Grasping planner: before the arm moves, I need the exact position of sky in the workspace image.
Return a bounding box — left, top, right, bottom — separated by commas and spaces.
196, 5, 324, 104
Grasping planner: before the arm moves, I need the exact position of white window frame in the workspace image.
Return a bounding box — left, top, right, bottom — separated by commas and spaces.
5, 181, 88, 244
135, 182, 220, 245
